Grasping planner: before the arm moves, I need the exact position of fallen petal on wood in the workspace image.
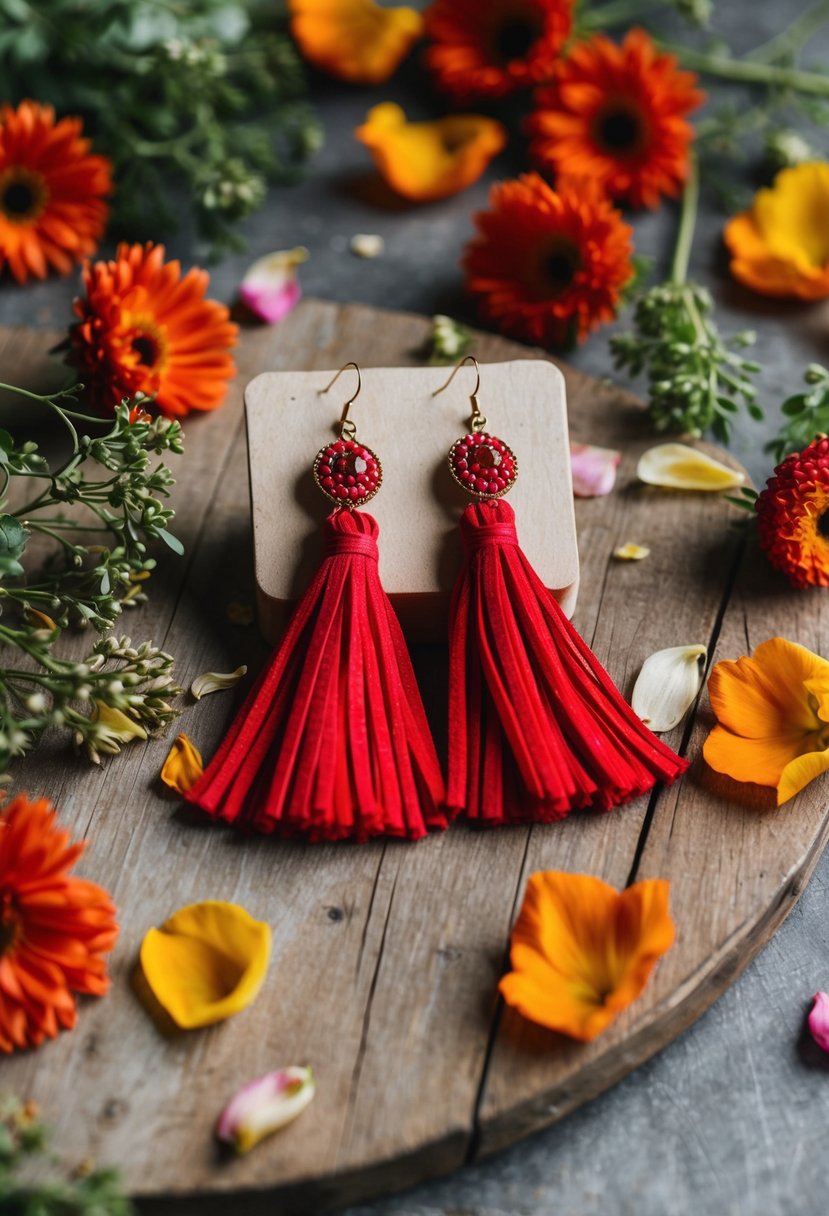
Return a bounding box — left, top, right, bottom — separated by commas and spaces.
570, 442, 621, 497
631, 644, 707, 732
808, 991, 829, 1052
637, 443, 745, 491
217, 1066, 316, 1155
240, 248, 308, 325
160, 733, 203, 794
191, 666, 247, 700
613, 542, 650, 561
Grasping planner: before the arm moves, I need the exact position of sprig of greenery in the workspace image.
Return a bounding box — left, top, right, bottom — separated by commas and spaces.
0, 383, 184, 774
0, 0, 322, 255
0, 1094, 132, 1215
766, 363, 829, 464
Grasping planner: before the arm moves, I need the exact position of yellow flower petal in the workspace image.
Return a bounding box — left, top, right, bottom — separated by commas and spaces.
190, 666, 247, 701
631, 644, 706, 732
499, 872, 675, 1042
777, 748, 829, 805
613, 542, 650, 561
139, 901, 271, 1030
160, 733, 203, 794
637, 443, 745, 491
290, 0, 423, 84
355, 102, 506, 202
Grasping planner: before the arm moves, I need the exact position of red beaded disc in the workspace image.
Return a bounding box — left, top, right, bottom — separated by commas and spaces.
448, 432, 518, 499
313, 438, 383, 506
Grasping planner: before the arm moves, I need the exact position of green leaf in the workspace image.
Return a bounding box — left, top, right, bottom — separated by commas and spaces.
781, 396, 807, 417
0, 514, 27, 565
156, 528, 184, 556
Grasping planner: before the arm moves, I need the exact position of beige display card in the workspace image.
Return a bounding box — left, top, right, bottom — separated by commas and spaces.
246, 360, 579, 644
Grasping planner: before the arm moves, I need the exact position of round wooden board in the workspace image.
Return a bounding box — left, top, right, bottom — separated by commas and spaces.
5, 303, 829, 1215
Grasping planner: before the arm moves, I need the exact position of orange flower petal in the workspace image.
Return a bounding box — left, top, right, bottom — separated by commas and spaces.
499, 871, 674, 1042
777, 748, 829, 805
707, 638, 829, 740
702, 725, 808, 789
290, 0, 423, 84
161, 733, 204, 795
355, 102, 506, 201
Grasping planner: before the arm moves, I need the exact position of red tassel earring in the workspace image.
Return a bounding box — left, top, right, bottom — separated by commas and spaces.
185, 362, 446, 842
434, 356, 688, 826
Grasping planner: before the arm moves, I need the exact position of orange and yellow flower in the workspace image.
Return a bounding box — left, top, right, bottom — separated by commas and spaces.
499, 871, 675, 1041
528, 30, 704, 209
425, 0, 572, 102
0, 100, 111, 285
68, 242, 237, 419
355, 103, 506, 202
289, 0, 423, 84
724, 163, 829, 299
704, 638, 829, 805
0, 795, 118, 1053
462, 172, 633, 348
755, 436, 829, 588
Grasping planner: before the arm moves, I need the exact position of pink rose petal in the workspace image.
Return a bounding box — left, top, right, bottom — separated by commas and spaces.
239, 248, 308, 325
808, 991, 829, 1052
217, 1066, 315, 1154
570, 443, 621, 498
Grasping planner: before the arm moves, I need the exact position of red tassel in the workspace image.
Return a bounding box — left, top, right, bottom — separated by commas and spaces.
448, 499, 688, 824
185, 509, 446, 842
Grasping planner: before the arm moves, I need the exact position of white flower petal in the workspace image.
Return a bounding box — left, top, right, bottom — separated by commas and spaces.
570, 442, 621, 497
631, 644, 707, 732
190, 666, 247, 700
240, 247, 308, 325
350, 233, 384, 259
217, 1066, 315, 1155
613, 542, 650, 561
637, 444, 745, 491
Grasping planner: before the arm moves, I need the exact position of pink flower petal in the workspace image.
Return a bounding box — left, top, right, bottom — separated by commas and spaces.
570, 443, 621, 498
808, 991, 829, 1052
217, 1066, 315, 1154
239, 248, 308, 325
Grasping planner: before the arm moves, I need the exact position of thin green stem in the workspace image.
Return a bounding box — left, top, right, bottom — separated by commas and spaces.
671, 156, 699, 286
668, 44, 829, 94
579, 0, 670, 30
747, 0, 829, 63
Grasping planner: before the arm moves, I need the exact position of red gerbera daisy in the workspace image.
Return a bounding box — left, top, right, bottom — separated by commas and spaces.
0, 795, 118, 1053
462, 172, 633, 348
68, 242, 238, 419
0, 100, 111, 284
528, 29, 704, 209
756, 435, 829, 588
425, 0, 572, 102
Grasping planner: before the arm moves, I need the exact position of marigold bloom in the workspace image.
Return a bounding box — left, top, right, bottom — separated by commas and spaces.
425, 0, 572, 101
355, 103, 506, 202
68, 242, 237, 419
290, 0, 423, 84
500, 871, 675, 1041
0, 795, 118, 1053
756, 435, 829, 588
703, 637, 829, 805
724, 163, 829, 299
463, 172, 633, 348
528, 30, 703, 209
0, 100, 111, 284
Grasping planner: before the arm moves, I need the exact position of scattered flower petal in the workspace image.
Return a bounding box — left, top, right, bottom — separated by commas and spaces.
756, 435, 829, 588
240, 247, 308, 325
355, 103, 506, 202
161, 733, 204, 795
24, 607, 58, 631
631, 644, 706, 732
807, 991, 829, 1052
217, 1066, 316, 1154
289, 0, 423, 84
613, 542, 650, 561
191, 666, 248, 701
139, 901, 271, 1030
725, 163, 829, 299
637, 443, 745, 491
350, 233, 385, 259
226, 600, 254, 626
570, 442, 621, 497
703, 637, 829, 805
499, 871, 675, 1041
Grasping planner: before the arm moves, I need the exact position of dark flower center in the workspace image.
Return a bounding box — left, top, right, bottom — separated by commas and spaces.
596, 107, 645, 155
544, 243, 582, 294
818, 509, 829, 539
0, 171, 46, 223
132, 334, 160, 368
3, 181, 34, 216
495, 16, 542, 63
0, 892, 19, 956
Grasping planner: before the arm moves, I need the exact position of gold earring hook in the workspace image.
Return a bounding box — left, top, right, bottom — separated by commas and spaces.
320, 361, 362, 440
432, 354, 487, 433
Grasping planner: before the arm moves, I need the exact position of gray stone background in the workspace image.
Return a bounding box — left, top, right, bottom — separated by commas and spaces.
2, 2, 829, 1213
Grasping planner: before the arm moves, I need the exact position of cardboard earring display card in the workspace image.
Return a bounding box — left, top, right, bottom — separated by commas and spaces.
246, 360, 579, 644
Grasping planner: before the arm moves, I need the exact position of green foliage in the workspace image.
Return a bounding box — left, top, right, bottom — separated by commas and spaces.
0, 0, 322, 255
0, 1094, 133, 1216
428, 315, 473, 366
0, 383, 184, 775
611, 282, 763, 443
766, 363, 829, 464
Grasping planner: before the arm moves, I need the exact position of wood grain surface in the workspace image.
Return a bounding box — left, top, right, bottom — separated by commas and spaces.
3, 300, 827, 1216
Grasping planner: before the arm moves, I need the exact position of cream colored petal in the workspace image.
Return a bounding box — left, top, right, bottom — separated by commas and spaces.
631, 645, 707, 732
613, 542, 650, 561
191, 666, 248, 701
350, 233, 384, 258
637, 444, 745, 491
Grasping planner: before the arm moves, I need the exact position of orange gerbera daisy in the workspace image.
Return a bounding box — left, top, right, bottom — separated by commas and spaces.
425, 0, 572, 102
0, 795, 118, 1054
463, 172, 633, 348
68, 243, 238, 419
528, 29, 704, 209
0, 100, 111, 285
290, 0, 423, 84
500, 871, 675, 1041
755, 435, 829, 588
